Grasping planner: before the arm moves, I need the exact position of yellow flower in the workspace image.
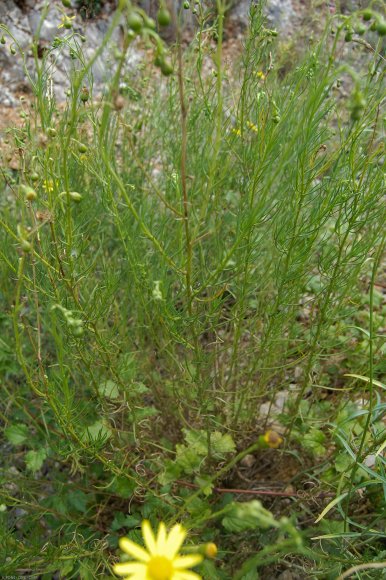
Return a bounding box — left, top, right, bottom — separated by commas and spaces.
58, 15, 75, 29
256, 71, 266, 80
204, 543, 217, 559
114, 520, 203, 580
42, 179, 54, 193
231, 128, 241, 137
247, 121, 258, 133
263, 430, 283, 449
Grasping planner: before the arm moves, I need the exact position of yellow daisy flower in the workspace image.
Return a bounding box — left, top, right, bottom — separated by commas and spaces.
58, 15, 75, 29
114, 520, 203, 580
247, 121, 258, 133
42, 179, 54, 193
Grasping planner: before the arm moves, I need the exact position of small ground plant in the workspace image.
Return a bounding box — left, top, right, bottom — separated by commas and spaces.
0, 0, 385, 578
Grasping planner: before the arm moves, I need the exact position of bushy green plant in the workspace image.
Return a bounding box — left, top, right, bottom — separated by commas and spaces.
0, 0, 385, 577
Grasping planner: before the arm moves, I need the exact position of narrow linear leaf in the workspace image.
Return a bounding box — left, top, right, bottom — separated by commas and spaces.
315, 492, 348, 523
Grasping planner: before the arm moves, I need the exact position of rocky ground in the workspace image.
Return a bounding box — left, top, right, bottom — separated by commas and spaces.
0, 0, 304, 108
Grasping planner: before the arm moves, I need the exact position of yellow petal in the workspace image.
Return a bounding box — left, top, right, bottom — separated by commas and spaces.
156, 522, 167, 553
119, 537, 150, 562
164, 524, 186, 558
113, 562, 147, 577
142, 520, 157, 555
173, 555, 203, 569
173, 571, 202, 580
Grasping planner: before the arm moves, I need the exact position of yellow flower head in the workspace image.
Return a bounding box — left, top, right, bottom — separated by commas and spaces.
114, 520, 203, 580
42, 179, 54, 193
263, 430, 283, 449
247, 121, 258, 133
58, 15, 75, 29
256, 71, 266, 80
204, 543, 217, 559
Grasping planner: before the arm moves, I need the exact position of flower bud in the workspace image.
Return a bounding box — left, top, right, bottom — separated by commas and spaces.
80, 87, 89, 102
72, 325, 84, 336
157, 7, 171, 27
350, 89, 366, 121
127, 11, 143, 33
354, 23, 366, 35
154, 54, 163, 68
20, 184, 38, 201
376, 19, 386, 36
114, 95, 126, 110
144, 16, 156, 30
205, 543, 218, 559
78, 142, 88, 153
161, 59, 173, 76
69, 191, 82, 202
20, 239, 32, 253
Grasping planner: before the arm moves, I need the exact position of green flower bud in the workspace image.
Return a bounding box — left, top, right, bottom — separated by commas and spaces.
62, 0, 72, 6
160, 59, 173, 76
72, 325, 84, 336
78, 142, 88, 153
0, 36, 6, 45
183, 1, 190, 8
350, 89, 366, 121
157, 7, 171, 27
354, 22, 366, 35
127, 11, 143, 33
20, 239, 32, 253
362, 9, 372, 21
67, 316, 83, 327
47, 127, 57, 138
154, 54, 163, 67
80, 87, 89, 102
376, 19, 386, 36
144, 16, 156, 30
20, 185, 38, 201
69, 191, 82, 202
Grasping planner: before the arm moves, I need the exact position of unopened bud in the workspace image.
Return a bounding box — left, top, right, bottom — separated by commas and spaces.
20, 239, 32, 253
205, 543, 218, 559
80, 87, 89, 102
69, 191, 82, 202
20, 185, 38, 201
